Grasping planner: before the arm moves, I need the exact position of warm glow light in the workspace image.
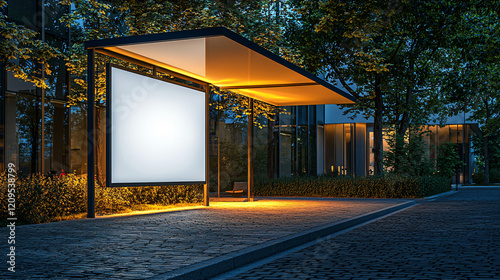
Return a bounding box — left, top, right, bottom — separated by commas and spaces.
109, 67, 205, 185
101, 31, 355, 107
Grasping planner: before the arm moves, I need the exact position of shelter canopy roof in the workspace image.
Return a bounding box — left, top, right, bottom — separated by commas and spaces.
85, 27, 355, 106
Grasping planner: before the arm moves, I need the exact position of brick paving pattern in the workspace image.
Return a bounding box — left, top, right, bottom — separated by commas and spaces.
230, 188, 500, 280
0, 198, 402, 279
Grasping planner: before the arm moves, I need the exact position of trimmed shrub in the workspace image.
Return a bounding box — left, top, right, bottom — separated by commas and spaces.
472, 169, 500, 185
255, 175, 450, 199
126, 185, 203, 206
0, 173, 87, 224
0, 172, 203, 224
436, 142, 464, 179
417, 176, 452, 197
472, 172, 485, 185
491, 168, 500, 183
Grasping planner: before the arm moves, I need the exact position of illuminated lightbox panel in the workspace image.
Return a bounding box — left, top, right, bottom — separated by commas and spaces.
107, 65, 206, 187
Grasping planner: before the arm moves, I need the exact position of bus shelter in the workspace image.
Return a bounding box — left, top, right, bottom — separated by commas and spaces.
85, 27, 355, 218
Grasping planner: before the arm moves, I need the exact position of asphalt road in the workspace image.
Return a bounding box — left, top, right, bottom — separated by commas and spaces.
223, 188, 500, 280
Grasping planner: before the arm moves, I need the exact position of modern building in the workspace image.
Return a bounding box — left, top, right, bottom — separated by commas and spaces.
321, 105, 476, 184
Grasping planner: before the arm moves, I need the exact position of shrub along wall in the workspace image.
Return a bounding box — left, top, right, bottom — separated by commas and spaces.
472, 168, 500, 185
255, 175, 450, 199
0, 173, 203, 225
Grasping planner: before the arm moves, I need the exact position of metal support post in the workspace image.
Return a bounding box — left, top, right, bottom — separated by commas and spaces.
217, 118, 221, 198
204, 85, 210, 206
87, 49, 96, 218
248, 97, 254, 202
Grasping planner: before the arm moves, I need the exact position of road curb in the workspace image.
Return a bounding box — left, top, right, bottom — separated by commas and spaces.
424, 190, 458, 201
148, 200, 416, 280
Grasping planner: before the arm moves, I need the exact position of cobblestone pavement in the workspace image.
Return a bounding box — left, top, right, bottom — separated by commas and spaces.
0, 198, 404, 279
228, 188, 500, 280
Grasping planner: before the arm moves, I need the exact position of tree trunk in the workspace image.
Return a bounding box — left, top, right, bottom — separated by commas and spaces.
31, 121, 38, 174
483, 135, 490, 185
482, 97, 491, 185
395, 58, 414, 174
215, 112, 221, 197
32, 97, 40, 174
373, 74, 384, 175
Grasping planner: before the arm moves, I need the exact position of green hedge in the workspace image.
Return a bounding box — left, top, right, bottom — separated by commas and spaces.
255, 175, 450, 198
0, 173, 203, 225
472, 168, 500, 185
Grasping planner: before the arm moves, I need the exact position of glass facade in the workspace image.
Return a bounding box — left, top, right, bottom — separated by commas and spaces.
209, 104, 324, 194
418, 125, 472, 183
367, 126, 374, 175
273, 105, 323, 178
425, 125, 472, 184
1, 0, 74, 177
0, 62, 4, 171
324, 123, 474, 183
324, 123, 366, 177
211, 117, 249, 192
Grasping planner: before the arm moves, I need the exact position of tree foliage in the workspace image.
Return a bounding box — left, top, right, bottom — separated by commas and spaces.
56, 0, 289, 125
56, 0, 293, 184
287, 0, 497, 176
3, 0, 499, 181
383, 127, 434, 177
0, 0, 60, 88
436, 141, 464, 179
440, 3, 500, 184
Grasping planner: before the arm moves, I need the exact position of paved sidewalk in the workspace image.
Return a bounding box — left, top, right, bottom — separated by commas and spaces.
227, 188, 500, 280
0, 198, 406, 279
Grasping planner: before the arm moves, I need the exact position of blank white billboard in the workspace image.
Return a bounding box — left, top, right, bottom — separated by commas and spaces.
107, 66, 206, 186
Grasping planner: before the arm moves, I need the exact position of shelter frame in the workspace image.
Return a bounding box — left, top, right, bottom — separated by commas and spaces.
85, 27, 355, 218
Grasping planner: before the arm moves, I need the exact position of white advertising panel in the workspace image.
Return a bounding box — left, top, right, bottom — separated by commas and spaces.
108, 66, 206, 186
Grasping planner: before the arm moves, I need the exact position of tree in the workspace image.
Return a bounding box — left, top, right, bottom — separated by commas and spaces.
466, 63, 500, 185
59, 0, 290, 184
287, 0, 475, 175
441, 3, 500, 184
287, 0, 391, 175
472, 133, 500, 172
436, 141, 464, 180
383, 126, 434, 177
1, 0, 62, 175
